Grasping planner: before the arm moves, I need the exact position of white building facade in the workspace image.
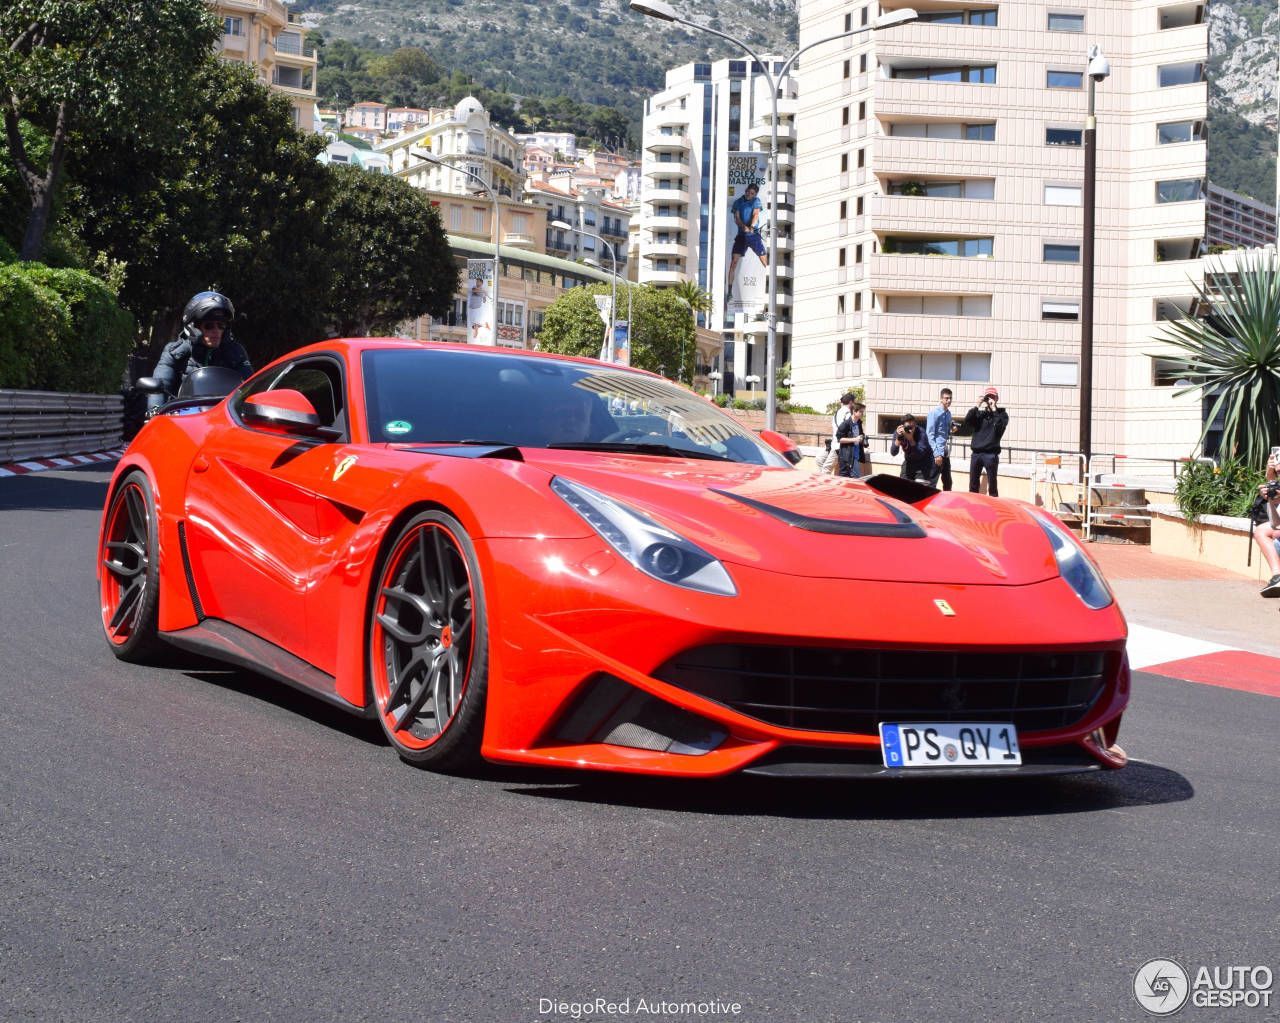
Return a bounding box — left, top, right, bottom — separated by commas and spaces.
638, 59, 798, 395
791, 0, 1208, 457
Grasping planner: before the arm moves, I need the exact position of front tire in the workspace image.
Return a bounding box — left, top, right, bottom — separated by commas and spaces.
99, 470, 165, 663
368, 510, 489, 770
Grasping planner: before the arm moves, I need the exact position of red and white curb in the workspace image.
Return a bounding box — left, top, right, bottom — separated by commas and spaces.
1129, 623, 1280, 698
0, 448, 125, 478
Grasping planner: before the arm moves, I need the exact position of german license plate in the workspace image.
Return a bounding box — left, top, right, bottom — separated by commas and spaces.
879, 722, 1021, 768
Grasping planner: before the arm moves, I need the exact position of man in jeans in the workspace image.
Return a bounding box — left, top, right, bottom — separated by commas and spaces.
963, 386, 1009, 496
926, 387, 955, 491
816, 393, 855, 474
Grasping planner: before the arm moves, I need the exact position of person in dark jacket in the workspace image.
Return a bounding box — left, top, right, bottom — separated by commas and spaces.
836, 401, 867, 478
963, 386, 1009, 496
890, 413, 933, 482
148, 291, 253, 411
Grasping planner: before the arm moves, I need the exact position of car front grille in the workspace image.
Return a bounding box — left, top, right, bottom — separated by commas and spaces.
652, 645, 1114, 736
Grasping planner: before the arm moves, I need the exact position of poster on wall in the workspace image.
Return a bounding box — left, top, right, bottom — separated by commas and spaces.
725, 151, 768, 317
466, 259, 496, 346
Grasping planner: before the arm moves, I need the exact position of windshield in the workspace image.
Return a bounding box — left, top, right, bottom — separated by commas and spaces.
362, 348, 789, 466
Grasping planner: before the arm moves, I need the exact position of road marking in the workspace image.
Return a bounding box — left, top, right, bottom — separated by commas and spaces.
1127, 623, 1230, 670
1139, 649, 1280, 698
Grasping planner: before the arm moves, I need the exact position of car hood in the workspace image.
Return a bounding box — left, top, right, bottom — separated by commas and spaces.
529, 453, 1059, 586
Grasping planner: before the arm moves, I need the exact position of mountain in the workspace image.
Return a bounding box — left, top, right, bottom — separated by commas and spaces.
291, 0, 798, 115
1208, 0, 1276, 204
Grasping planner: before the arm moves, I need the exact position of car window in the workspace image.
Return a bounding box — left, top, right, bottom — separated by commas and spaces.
233, 356, 348, 437
361, 347, 789, 466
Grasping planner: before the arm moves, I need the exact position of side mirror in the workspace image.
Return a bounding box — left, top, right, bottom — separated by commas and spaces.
759, 428, 803, 465
242, 390, 336, 438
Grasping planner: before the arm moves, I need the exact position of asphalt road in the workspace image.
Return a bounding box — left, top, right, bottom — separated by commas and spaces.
1, 466, 1276, 1023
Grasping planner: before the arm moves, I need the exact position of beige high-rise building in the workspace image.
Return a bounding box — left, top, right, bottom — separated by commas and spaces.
792, 0, 1208, 458
209, 0, 317, 129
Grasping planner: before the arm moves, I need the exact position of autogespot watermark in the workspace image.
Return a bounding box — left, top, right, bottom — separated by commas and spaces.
1133, 958, 1274, 1016
537, 997, 744, 1020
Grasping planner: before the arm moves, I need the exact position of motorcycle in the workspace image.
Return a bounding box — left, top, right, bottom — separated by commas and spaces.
135, 365, 246, 422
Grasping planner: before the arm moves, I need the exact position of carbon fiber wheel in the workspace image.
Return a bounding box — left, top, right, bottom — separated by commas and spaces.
368, 510, 488, 769
99, 470, 165, 663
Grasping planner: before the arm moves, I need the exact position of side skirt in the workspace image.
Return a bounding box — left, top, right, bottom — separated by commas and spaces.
162, 618, 374, 718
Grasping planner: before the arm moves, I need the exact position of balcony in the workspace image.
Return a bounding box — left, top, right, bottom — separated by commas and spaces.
749, 119, 796, 145
502, 233, 537, 249
644, 185, 691, 205
644, 129, 691, 153
646, 213, 687, 232
644, 268, 690, 286
645, 160, 690, 179
653, 108, 690, 129
645, 240, 689, 260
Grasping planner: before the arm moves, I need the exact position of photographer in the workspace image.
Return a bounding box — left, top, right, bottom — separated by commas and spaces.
891, 413, 933, 483
1255, 450, 1280, 597
962, 386, 1009, 496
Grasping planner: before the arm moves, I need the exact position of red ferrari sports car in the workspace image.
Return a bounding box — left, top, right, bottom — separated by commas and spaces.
98, 339, 1129, 778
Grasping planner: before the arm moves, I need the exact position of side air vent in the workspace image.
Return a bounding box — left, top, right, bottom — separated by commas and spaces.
177, 521, 204, 620
551, 674, 726, 756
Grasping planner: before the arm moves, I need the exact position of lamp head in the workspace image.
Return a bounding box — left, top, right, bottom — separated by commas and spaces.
551, 219, 573, 231
629, 0, 678, 21
1087, 44, 1110, 81
875, 8, 918, 29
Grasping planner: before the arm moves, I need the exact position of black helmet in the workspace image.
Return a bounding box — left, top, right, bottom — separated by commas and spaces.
182, 291, 235, 327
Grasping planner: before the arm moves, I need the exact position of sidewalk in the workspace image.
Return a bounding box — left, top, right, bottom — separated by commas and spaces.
1084, 541, 1280, 688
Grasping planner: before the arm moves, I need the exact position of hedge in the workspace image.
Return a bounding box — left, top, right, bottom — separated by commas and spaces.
0, 262, 135, 393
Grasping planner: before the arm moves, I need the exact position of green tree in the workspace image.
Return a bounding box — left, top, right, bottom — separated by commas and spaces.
537, 283, 694, 379
1155, 251, 1280, 466
671, 279, 712, 317
67, 61, 334, 362
0, 0, 220, 261
323, 165, 457, 337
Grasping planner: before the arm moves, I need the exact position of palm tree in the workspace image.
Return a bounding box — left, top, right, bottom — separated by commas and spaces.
671, 280, 712, 318
1155, 250, 1280, 466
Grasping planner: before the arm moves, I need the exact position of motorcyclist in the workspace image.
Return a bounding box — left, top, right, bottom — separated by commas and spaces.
148, 291, 253, 411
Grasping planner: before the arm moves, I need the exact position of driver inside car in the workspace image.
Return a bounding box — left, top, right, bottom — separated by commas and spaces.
544, 389, 597, 445
149, 290, 253, 411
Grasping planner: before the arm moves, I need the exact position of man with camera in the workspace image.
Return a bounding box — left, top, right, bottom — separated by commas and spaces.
962, 386, 1009, 496
891, 413, 933, 482
1255, 449, 1280, 597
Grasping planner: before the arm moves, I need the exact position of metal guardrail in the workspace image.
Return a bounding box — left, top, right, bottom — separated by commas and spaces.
0, 389, 122, 463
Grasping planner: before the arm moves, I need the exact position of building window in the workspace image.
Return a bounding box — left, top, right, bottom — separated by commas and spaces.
858, 101, 866, 120
883, 352, 992, 380
837, 295, 845, 315
838, 247, 847, 267
965, 122, 995, 140
839, 200, 848, 219
844, 12, 852, 31
861, 6, 869, 26
856, 148, 865, 168
1156, 179, 1203, 203
840, 153, 849, 172
448, 204, 463, 231
1158, 119, 1206, 144
843, 59, 851, 79
855, 244, 863, 263
1152, 357, 1193, 386
884, 236, 994, 257
836, 341, 845, 361
1046, 126, 1083, 146
1158, 62, 1204, 87
890, 179, 994, 199
1040, 359, 1079, 386
853, 292, 863, 312
1047, 12, 1084, 31
1047, 69, 1084, 89
855, 196, 864, 215
860, 53, 868, 73
891, 64, 997, 83
885, 294, 992, 316
224, 16, 243, 35
1044, 242, 1081, 262
1044, 184, 1083, 206
1041, 300, 1080, 320
917, 8, 998, 25
843, 106, 850, 126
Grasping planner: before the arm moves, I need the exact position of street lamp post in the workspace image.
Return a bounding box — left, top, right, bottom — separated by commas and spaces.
630, 1, 918, 429
1080, 45, 1110, 463
410, 147, 501, 345
553, 219, 625, 362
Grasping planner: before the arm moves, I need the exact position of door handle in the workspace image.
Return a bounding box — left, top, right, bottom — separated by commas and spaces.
193, 456, 210, 473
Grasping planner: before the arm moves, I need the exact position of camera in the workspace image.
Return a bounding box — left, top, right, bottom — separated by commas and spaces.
1266, 480, 1280, 500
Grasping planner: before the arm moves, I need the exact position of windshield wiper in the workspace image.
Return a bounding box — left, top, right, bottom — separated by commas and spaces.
546, 441, 733, 461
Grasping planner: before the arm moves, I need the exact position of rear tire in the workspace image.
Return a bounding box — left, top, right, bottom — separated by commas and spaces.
367, 510, 489, 770
99, 470, 165, 663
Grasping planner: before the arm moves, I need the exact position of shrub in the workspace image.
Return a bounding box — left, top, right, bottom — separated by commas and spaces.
0, 264, 134, 392
1173, 456, 1264, 520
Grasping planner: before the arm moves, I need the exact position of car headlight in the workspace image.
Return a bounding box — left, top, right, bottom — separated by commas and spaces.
551, 477, 737, 596
1033, 514, 1114, 610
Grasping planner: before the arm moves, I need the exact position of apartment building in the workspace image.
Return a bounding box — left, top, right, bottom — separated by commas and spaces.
638, 59, 798, 394
525, 182, 632, 279
209, 0, 317, 129
1206, 182, 1277, 252
792, 0, 1208, 458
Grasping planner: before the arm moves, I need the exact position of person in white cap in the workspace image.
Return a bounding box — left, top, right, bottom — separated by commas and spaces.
962, 385, 1009, 496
